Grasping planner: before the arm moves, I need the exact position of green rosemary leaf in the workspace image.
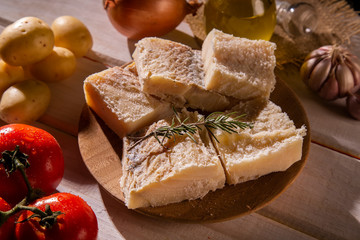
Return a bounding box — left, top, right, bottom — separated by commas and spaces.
185, 131, 198, 144
127, 108, 252, 151
205, 125, 220, 143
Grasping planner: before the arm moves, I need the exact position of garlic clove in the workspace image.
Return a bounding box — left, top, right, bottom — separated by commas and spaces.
335, 63, 355, 97
346, 86, 360, 120
345, 57, 360, 86
347, 62, 360, 87
319, 45, 332, 51
301, 45, 360, 104
304, 48, 327, 61
308, 57, 332, 91
300, 57, 319, 85
318, 73, 339, 100
346, 54, 360, 70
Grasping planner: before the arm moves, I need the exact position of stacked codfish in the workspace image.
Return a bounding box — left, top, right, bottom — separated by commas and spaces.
83, 29, 306, 209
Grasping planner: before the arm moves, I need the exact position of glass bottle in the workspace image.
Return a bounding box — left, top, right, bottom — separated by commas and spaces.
276, 1, 318, 37
204, 0, 277, 41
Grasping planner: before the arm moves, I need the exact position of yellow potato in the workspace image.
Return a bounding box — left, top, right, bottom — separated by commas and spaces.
0, 17, 54, 66
0, 79, 51, 123
0, 60, 25, 95
29, 46, 76, 82
52, 16, 93, 57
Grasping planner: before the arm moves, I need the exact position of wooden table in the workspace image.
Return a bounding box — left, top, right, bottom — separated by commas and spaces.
0, 1, 359, 239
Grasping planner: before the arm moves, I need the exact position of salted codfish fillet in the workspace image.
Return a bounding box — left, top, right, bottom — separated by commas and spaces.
120, 109, 226, 209
84, 66, 172, 138
202, 29, 277, 100
133, 37, 233, 112
211, 99, 306, 185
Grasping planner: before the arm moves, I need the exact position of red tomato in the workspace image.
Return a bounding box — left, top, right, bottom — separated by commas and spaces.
15, 193, 98, 240
0, 197, 15, 240
0, 124, 64, 205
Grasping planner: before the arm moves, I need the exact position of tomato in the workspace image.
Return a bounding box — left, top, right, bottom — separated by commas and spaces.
0, 124, 64, 205
15, 193, 98, 240
0, 197, 15, 240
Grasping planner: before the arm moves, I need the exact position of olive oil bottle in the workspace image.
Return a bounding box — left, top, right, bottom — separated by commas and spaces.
204, 0, 276, 40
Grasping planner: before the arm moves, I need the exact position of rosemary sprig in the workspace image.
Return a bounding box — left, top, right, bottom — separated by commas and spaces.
127, 109, 253, 151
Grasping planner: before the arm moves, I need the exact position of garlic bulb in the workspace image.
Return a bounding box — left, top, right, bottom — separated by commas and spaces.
300, 45, 360, 100
346, 86, 360, 120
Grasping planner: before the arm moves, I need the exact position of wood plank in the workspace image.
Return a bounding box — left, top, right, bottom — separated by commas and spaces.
0, 0, 200, 63
39, 57, 107, 135
1, 0, 357, 158
99, 190, 316, 240
2, 119, 343, 239
32, 122, 315, 240
276, 65, 360, 158
0, 1, 199, 136
1, 1, 359, 239
259, 143, 360, 240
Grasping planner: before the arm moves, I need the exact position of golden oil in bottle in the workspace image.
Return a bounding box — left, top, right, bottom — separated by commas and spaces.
204, 0, 276, 41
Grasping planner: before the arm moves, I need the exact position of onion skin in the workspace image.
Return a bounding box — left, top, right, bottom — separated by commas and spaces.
103, 0, 193, 40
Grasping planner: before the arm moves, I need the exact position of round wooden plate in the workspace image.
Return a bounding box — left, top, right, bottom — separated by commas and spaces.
78, 77, 310, 223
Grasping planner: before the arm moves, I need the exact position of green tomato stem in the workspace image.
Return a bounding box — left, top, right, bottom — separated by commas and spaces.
15, 204, 63, 229
0, 146, 48, 227
17, 164, 34, 198
16, 164, 42, 203
0, 196, 27, 226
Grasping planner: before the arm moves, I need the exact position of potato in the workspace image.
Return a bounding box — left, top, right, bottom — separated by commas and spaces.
29, 46, 76, 82
0, 79, 51, 123
0, 17, 54, 66
52, 16, 93, 57
0, 60, 25, 95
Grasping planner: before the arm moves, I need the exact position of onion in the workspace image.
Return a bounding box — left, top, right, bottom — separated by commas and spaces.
103, 0, 200, 40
